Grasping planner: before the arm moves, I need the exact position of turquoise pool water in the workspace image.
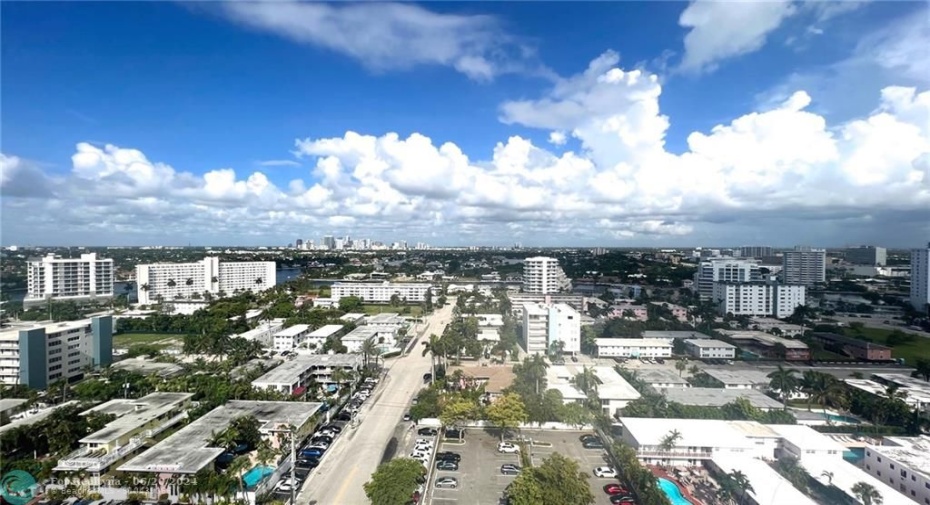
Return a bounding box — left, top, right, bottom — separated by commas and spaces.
844, 448, 865, 463
822, 413, 861, 424
657, 477, 693, 505
242, 466, 274, 489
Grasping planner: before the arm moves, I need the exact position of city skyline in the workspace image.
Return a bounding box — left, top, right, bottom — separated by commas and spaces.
1, 2, 929, 247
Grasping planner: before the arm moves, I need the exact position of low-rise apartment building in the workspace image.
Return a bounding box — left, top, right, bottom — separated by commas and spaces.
683, 338, 737, 359
548, 303, 581, 354
233, 319, 286, 347
649, 302, 690, 322
341, 325, 399, 353
863, 436, 930, 504
0, 316, 113, 388
546, 365, 640, 416
594, 338, 672, 358
607, 303, 647, 321
55, 393, 193, 481
330, 281, 431, 303
720, 330, 811, 361
811, 332, 893, 361
251, 354, 362, 394
304, 324, 345, 349
273, 324, 310, 352
635, 368, 691, 389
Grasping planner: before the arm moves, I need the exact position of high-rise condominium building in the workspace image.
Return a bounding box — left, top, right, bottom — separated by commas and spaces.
692, 258, 761, 299
0, 316, 113, 388
712, 282, 806, 319
738, 246, 774, 258
782, 247, 826, 286
523, 256, 571, 294
911, 242, 930, 312
846, 246, 887, 266
548, 304, 581, 354
24, 253, 115, 308
136, 257, 276, 305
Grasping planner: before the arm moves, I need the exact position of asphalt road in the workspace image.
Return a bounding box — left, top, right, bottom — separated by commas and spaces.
298, 302, 455, 505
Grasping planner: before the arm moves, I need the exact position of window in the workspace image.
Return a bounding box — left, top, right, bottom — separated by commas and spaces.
891, 463, 895, 470
901, 469, 906, 478
878, 457, 882, 462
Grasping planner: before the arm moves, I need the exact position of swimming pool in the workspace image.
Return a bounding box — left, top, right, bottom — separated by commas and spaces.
242, 466, 274, 489
657, 477, 693, 505
821, 413, 861, 424
844, 448, 865, 463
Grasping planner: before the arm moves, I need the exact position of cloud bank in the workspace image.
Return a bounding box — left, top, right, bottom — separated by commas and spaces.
3, 50, 928, 246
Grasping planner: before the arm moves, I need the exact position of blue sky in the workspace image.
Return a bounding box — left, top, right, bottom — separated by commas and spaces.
2, 1, 928, 247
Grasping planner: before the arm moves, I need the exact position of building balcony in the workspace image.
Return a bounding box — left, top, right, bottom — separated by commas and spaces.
55, 436, 144, 473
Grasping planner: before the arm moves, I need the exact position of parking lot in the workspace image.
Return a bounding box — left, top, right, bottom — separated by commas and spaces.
426, 429, 616, 505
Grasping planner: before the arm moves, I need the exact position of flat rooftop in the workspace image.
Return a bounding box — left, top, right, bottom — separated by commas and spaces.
703, 368, 772, 386
872, 436, 930, 480
684, 338, 736, 349
547, 365, 641, 401
306, 324, 345, 338
642, 330, 713, 340
805, 458, 912, 505
662, 387, 783, 409
872, 373, 930, 392
80, 393, 193, 444
634, 368, 689, 386
365, 313, 405, 325
0, 398, 27, 414
275, 324, 310, 338
618, 417, 756, 449
342, 325, 396, 342
118, 401, 322, 474
595, 338, 672, 348
712, 457, 817, 505
767, 424, 848, 453
720, 330, 809, 349
339, 313, 366, 322
522, 303, 547, 316
252, 354, 361, 385
111, 358, 185, 378
0, 401, 81, 435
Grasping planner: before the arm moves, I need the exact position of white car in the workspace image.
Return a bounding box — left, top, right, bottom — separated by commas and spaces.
276, 478, 302, 492
593, 466, 618, 478
497, 442, 520, 453
411, 450, 430, 459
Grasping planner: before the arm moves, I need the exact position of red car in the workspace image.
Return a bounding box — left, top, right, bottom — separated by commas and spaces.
603, 483, 630, 495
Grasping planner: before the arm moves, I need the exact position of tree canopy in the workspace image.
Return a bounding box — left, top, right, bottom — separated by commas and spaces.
507, 453, 594, 505
363, 458, 425, 505
486, 393, 527, 439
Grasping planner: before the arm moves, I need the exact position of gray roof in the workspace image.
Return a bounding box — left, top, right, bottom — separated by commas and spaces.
0, 401, 81, 435
111, 358, 185, 378
80, 393, 193, 444
635, 368, 690, 385
662, 387, 783, 409
704, 368, 773, 386
252, 355, 361, 386
0, 398, 27, 414
118, 401, 322, 474
643, 330, 713, 340
684, 338, 737, 349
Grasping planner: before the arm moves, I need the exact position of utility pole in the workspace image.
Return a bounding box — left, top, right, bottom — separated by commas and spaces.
288, 419, 297, 505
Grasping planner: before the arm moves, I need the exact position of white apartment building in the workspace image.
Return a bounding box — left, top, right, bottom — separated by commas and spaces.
847, 245, 888, 266
548, 303, 581, 354
251, 355, 362, 394
54, 393, 192, 480
273, 324, 311, 352
863, 436, 930, 505
232, 319, 286, 347
712, 282, 806, 318
782, 247, 826, 285
304, 325, 344, 349
25, 253, 115, 307
0, 316, 113, 389
546, 365, 640, 416
594, 338, 672, 358
692, 258, 761, 299
911, 243, 930, 312
522, 256, 570, 294
136, 257, 276, 305
522, 303, 549, 354
341, 325, 399, 353
683, 338, 736, 359
330, 282, 431, 303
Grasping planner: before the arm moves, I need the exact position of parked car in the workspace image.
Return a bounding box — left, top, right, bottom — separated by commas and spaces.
444, 428, 464, 439
312, 435, 333, 444
435, 477, 458, 489
296, 457, 320, 469
322, 424, 343, 433
403, 412, 412, 421
300, 448, 323, 458
335, 412, 352, 421
410, 450, 430, 459
500, 464, 522, 475
497, 442, 520, 453
593, 466, 618, 478
417, 427, 438, 436
582, 439, 605, 449
436, 460, 459, 471
436, 452, 461, 462
609, 495, 636, 504
604, 483, 630, 495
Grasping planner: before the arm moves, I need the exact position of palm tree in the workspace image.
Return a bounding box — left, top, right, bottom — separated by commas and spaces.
658, 429, 681, 458
767, 365, 799, 409
185, 278, 194, 287
821, 470, 834, 486
675, 358, 688, 377
852, 481, 883, 505
211, 276, 219, 285
140, 283, 150, 292
688, 364, 701, 376
728, 470, 754, 505
360, 338, 378, 369
167, 278, 177, 289
255, 277, 264, 286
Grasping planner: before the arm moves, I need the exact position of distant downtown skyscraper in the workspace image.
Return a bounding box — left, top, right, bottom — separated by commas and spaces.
911, 242, 930, 312
845, 245, 887, 266
738, 246, 773, 258
782, 247, 826, 286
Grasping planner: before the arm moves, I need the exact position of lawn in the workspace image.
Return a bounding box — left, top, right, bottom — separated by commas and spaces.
360, 304, 424, 317
842, 327, 930, 365
113, 332, 185, 347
